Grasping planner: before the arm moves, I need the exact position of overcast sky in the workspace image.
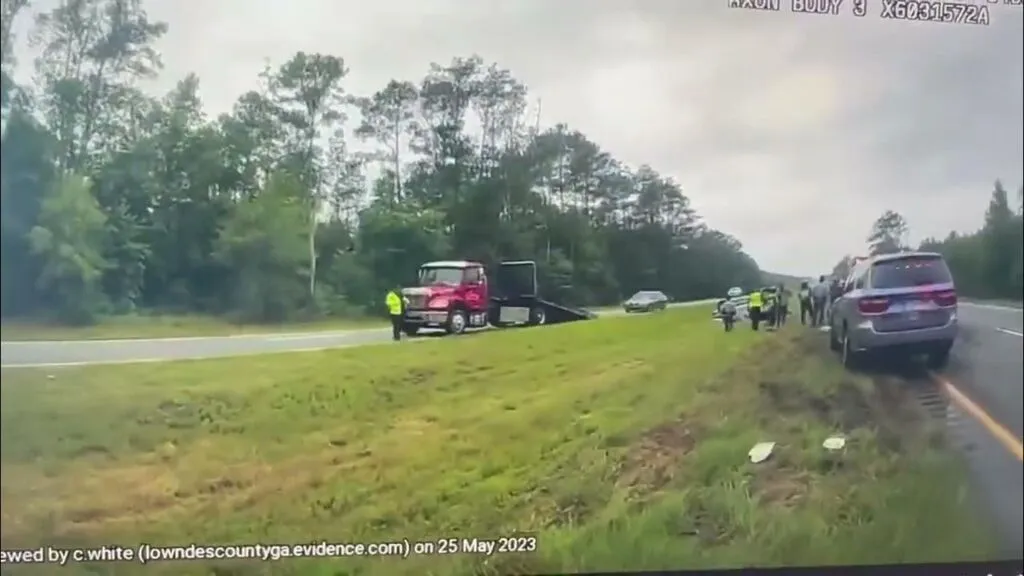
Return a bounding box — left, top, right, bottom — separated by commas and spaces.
11, 0, 1024, 275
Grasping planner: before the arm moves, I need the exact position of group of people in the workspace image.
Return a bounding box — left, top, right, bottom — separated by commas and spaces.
721, 275, 844, 334
796, 275, 844, 328
743, 285, 791, 331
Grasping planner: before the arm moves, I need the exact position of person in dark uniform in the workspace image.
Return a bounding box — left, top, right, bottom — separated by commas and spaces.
810, 275, 830, 327
828, 279, 844, 324
798, 281, 812, 325
764, 288, 778, 330
385, 286, 405, 341
776, 285, 789, 327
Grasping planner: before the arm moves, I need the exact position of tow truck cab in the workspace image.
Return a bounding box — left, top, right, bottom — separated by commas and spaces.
400, 260, 490, 336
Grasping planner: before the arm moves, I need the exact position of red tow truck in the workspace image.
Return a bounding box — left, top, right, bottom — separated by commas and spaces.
400, 259, 595, 336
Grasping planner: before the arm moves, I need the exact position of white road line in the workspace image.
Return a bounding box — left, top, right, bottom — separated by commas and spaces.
1, 357, 171, 369
0, 337, 442, 369
0, 328, 380, 346
995, 327, 1024, 338
960, 302, 1024, 313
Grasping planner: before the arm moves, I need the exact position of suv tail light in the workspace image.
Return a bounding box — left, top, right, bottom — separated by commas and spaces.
929, 289, 957, 308
857, 296, 891, 315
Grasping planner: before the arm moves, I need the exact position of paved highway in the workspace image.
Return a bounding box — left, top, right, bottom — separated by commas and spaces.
940, 301, 1023, 559
0, 299, 718, 368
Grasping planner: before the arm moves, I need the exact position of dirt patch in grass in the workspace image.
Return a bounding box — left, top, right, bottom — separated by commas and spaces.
749, 459, 814, 508
758, 377, 873, 432
617, 418, 700, 493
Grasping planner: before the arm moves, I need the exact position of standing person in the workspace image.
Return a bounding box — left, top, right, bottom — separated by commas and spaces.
828, 278, 844, 324
810, 275, 829, 327
721, 298, 737, 332
798, 281, 812, 325
764, 288, 778, 330
748, 288, 764, 331
385, 286, 405, 341
777, 285, 789, 327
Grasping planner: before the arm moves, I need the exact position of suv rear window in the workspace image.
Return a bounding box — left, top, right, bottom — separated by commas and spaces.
870, 256, 953, 289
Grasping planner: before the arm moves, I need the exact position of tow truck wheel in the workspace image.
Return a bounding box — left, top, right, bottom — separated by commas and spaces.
447, 309, 468, 335
529, 307, 546, 326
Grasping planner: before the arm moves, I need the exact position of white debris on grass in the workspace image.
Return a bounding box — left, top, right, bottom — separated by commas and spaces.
748, 442, 775, 464
822, 435, 846, 451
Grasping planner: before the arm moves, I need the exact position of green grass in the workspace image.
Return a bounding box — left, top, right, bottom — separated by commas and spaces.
0, 313, 386, 341
0, 308, 994, 575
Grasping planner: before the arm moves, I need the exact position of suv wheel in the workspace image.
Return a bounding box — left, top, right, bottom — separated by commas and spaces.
828, 321, 841, 351
447, 310, 467, 335
840, 328, 860, 370
402, 325, 420, 337
926, 343, 952, 370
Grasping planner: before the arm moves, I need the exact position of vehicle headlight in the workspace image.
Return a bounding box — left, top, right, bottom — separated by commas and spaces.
429, 298, 449, 309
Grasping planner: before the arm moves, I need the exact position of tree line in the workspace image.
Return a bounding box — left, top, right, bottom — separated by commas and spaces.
832, 181, 1024, 301
0, 0, 764, 325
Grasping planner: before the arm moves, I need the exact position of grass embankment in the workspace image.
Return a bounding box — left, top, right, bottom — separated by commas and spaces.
0, 308, 993, 575
0, 313, 385, 342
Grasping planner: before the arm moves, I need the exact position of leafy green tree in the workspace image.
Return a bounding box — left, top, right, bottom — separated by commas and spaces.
27, 173, 109, 323
2, 12, 777, 326
867, 210, 909, 256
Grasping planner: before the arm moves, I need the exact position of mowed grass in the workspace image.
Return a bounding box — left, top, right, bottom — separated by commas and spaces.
0, 308, 994, 575
0, 313, 386, 342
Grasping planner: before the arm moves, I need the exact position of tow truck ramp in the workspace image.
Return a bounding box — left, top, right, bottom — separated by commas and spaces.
489, 261, 594, 326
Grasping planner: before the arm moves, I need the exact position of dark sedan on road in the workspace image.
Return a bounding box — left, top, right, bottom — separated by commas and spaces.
623, 291, 669, 313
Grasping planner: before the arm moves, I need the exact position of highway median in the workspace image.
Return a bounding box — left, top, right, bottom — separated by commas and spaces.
0, 307, 994, 575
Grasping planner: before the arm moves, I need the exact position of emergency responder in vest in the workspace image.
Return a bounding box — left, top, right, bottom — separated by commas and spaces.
798, 281, 812, 325
385, 286, 405, 341
748, 288, 764, 331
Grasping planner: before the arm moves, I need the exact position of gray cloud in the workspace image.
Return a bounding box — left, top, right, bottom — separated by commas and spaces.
12, 0, 1024, 274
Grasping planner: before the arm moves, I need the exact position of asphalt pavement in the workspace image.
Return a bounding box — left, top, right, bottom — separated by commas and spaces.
941, 301, 1023, 559
0, 299, 717, 368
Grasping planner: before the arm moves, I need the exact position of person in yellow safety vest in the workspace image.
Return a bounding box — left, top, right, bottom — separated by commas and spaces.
748, 289, 764, 331
385, 286, 405, 341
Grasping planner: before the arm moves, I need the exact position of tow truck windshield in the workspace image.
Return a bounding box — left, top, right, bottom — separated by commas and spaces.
418, 267, 464, 285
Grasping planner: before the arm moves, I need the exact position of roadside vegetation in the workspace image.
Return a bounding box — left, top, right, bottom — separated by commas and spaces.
837, 185, 1023, 302
1, 308, 993, 575
2, 1, 762, 340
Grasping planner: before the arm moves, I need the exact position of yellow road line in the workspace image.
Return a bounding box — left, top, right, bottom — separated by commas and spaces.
932, 374, 1023, 462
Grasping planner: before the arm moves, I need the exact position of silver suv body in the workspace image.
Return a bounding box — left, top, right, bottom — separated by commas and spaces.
829, 251, 958, 369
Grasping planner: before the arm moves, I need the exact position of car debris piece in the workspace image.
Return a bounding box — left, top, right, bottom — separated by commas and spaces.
748, 441, 775, 464
822, 436, 846, 451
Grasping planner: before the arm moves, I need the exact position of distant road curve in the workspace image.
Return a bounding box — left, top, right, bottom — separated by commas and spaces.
1, 299, 718, 368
